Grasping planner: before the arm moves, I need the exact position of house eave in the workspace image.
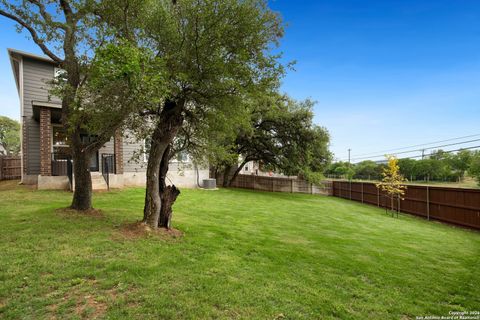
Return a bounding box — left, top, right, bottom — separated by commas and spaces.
7, 48, 58, 64
32, 100, 62, 109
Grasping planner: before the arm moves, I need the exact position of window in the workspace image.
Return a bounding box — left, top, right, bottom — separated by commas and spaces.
52, 126, 69, 154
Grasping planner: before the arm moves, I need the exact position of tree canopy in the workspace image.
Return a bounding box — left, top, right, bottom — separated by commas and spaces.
126, 0, 288, 228
0, 116, 20, 155
210, 94, 332, 186
0, 0, 152, 210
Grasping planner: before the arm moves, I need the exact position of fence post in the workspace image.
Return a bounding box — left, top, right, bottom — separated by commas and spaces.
426, 186, 430, 220
311, 182, 313, 194
361, 182, 364, 203
0, 157, 3, 180
271, 178, 274, 192
349, 180, 352, 200
397, 196, 400, 217
253, 175, 256, 190
377, 187, 380, 207
291, 179, 293, 193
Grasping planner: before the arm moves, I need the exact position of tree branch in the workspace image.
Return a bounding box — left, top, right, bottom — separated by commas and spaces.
0, 9, 63, 63
27, 0, 66, 30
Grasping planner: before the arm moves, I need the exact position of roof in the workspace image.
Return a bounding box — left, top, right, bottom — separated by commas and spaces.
7, 48, 57, 64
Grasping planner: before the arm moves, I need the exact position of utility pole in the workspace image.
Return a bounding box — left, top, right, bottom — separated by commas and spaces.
348, 148, 351, 164
421, 149, 425, 160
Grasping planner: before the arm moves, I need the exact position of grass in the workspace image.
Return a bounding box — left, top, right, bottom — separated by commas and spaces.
0, 180, 479, 319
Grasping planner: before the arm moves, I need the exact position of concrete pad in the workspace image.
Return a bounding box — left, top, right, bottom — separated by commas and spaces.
37, 175, 70, 190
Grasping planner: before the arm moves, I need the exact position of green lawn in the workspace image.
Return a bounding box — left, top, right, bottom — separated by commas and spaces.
0, 181, 479, 319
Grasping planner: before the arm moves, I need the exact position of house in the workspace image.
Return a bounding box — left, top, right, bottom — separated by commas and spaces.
8, 48, 208, 190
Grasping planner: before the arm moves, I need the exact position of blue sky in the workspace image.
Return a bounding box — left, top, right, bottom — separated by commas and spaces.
1, 0, 480, 160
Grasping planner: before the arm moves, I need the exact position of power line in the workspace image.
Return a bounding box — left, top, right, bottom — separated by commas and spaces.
349, 133, 480, 158
344, 138, 480, 162
395, 145, 480, 161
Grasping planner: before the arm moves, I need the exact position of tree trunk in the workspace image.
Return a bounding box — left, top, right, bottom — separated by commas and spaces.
143, 99, 184, 228
70, 147, 93, 210
222, 165, 232, 187
143, 125, 167, 227
227, 160, 248, 187
159, 186, 180, 228
157, 145, 181, 229
66, 112, 95, 210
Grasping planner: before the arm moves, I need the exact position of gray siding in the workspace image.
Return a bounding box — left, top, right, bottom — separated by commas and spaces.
121, 135, 192, 173
19, 56, 193, 176
22, 57, 56, 175
122, 134, 147, 172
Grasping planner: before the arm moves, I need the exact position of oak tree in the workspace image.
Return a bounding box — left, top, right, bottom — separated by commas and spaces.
0, 0, 145, 210
134, 0, 285, 228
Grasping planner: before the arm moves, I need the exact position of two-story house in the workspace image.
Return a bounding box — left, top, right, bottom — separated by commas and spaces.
8, 48, 208, 190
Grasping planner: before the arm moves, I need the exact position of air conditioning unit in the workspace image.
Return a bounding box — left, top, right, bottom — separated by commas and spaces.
203, 178, 217, 189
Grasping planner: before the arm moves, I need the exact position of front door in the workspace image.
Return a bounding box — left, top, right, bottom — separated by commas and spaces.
80, 134, 99, 172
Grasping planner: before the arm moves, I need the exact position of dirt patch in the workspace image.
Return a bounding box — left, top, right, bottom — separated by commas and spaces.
114, 221, 183, 241
74, 294, 108, 319
55, 208, 105, 218
46, 278, 124, 319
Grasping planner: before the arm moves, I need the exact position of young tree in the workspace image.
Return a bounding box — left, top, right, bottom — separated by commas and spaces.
135, 0, 285, 228
0, 0, 144, 210
0, 116, 20, 155
376, 155, 407, 217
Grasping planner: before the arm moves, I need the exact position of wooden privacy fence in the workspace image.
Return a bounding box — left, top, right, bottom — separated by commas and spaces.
223, 174, 333, 195
0, 156, 21, 180
332, 181, 480, 230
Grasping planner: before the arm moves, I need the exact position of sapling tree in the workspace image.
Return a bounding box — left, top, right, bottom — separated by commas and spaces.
376, 155, 407, 217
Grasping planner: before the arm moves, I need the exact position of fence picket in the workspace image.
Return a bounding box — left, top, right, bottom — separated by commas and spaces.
0, 156, 21, 180
332, 180, 479, 230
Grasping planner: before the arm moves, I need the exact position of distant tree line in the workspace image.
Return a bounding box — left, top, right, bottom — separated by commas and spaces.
324, 149, 480, 186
